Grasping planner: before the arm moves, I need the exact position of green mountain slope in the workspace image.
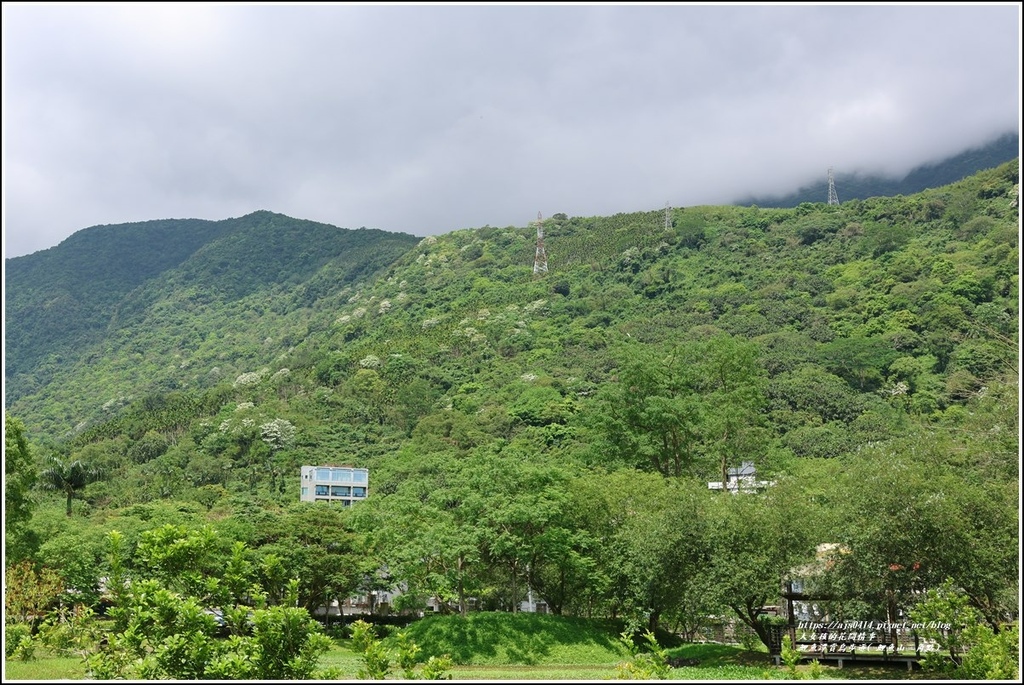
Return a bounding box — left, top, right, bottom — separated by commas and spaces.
5, 161, 1018, 470
5, 217, 232, 384
5, 211, 420, 438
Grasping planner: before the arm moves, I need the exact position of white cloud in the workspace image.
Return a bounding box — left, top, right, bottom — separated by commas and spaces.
3, 3, 1020, 258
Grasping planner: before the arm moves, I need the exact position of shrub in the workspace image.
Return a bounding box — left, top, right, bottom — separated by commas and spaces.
615, 630, 670, 680
5, 623, 32, 658
349, 619, 453, 680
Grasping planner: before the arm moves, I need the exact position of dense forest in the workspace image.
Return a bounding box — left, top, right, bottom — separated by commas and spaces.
4, 159, 1019, 678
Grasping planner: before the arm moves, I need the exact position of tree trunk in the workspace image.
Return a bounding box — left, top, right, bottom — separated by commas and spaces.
733, 601, 772, 651
648, 609, 661, 634
510, 562, 518, 613
457, 557, 467, 617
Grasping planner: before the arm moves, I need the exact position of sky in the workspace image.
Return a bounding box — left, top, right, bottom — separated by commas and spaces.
2, 2, 1021, 259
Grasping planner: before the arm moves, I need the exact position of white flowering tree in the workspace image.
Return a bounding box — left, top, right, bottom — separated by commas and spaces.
260, 419, 296, 494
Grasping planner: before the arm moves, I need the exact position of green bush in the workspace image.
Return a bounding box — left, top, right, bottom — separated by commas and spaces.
350, 618, 453, 680
5, 623, 33, 658
615, 630, 670, 680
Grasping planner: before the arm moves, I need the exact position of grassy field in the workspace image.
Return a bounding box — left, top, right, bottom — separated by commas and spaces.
3, 613, 945, 681
4, 653, 89, 680
4, 646, 940, 681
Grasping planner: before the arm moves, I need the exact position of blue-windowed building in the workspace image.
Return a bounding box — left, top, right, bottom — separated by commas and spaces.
300, 465, 369, 506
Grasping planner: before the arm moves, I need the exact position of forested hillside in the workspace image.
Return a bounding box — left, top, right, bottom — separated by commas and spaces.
5, 211, 421, 439
3, 160, 1018, 677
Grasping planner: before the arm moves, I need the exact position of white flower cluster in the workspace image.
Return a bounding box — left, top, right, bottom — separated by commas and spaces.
102, 396, 128, 412
524, 299, 547, 313
236, 402, 255, 411
887, 381, 909, 396
217, 417, 252, 432
233, 369, 269, 388
272, 368, 291, 381
348, 293, 362, 303
336, 314, 352, 325
422, 318, 441, 329
395, 292, 409, 304
260, 418, 296, 449
360, 355, 381, 368
352, 307, 367, 319
378, 300, 392, 314
477, 309, 490, 320
521, 373, 538, 382
419, 235, 438, 246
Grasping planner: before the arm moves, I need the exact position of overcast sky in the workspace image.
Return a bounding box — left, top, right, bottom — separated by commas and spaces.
2, 3, 1020, 258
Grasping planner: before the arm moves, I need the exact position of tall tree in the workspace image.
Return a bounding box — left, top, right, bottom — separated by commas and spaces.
704, 472, 819, 649
686, 334, 769, 489
597, 344, 704, 477
821, 434, 1019, 632
5, 414, 37, 562
597, 334, 769, 482
39, 454, 103, 516
251, 505, 365, 615
574, 470, 711, 633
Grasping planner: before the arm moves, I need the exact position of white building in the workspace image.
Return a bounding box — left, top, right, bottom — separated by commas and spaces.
300, 465, 369, 506
707, 461, 774, 493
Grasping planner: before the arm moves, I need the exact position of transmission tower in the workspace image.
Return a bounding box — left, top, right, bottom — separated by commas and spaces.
532, 211, 548, 275
827, 167, 839, 206
664, 201, 671, 230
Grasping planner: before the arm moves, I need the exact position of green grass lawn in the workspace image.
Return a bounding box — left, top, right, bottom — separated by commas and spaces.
394, 612, 631, 665
4, 653, 88, 680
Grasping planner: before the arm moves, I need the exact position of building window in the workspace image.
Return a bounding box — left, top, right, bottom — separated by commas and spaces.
340, 499, 352, 507
316, 468, 331, 481
331, 485, 350, 497
301, 487, 309, 496
352, 487, 367, 498
352, 470, 368, 484
332, 468, 352, 482
315, 484, 329, 496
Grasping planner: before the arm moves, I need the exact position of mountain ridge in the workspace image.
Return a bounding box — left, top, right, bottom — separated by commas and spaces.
739, 131, 1019, 207
4, 212, 420, 428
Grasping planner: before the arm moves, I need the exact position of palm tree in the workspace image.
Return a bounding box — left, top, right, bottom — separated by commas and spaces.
39, 455, 102, 516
